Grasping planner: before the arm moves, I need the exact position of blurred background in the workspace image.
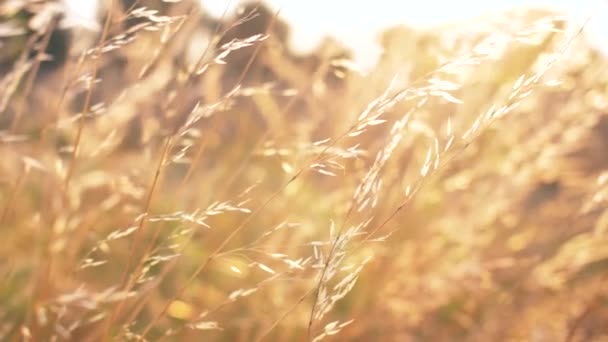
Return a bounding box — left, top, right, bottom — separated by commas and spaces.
63, 0, 608, 69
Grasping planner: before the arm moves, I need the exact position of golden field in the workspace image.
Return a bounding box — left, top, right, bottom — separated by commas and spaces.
1, 1, 608, 341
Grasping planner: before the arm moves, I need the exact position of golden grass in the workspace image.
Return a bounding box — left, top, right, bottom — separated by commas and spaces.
1, 1, 608, 341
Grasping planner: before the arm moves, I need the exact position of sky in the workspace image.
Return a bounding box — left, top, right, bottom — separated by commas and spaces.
65, 0, 608, 70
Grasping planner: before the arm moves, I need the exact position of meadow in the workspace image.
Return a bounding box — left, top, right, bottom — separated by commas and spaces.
1, 1, 608, 341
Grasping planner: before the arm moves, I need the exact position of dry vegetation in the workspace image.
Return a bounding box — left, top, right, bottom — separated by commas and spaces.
1, 0, 608, 341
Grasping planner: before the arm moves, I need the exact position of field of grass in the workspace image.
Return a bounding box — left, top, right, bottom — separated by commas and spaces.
1, 1, 608, 341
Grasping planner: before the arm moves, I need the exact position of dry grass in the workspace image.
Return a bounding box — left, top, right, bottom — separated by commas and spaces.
1, 0, 608, 341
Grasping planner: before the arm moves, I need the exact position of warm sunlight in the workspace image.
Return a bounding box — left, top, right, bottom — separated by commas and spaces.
66, 0, 607, 69
3, 0, 608, 340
